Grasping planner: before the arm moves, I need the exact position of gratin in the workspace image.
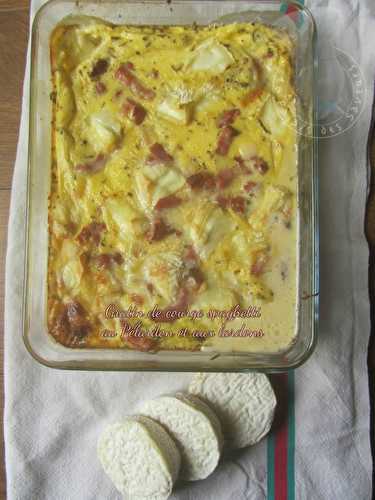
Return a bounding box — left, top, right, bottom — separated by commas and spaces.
48, 20, 298, 352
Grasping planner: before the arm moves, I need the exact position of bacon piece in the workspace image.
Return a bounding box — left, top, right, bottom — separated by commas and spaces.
115, 64, 134, 86
230, 196, 246, 214
182, 245, 204, 290
187, 267, 204, 290
147, 218, 174, 242
127, 336, 156, 351
77, 222, 106, 245
151, 287, 190, 324
52, 312, 68, 341
146, 143, 173, 165
251, 252, 269, 276
123, 61, 135, 71
253, 156, 269, 175
187, 172, 216, 190
155, 194, 182, 210
52, 301, 91, 345
95, 81, 107, 95
216, 195, 229, 209
216, 195, 246, 214
130, 294, 145, 306
184, 245, 198, 264
90, 59, 109, 79
94, 252, 124, 269
216, 126, 238, 156
150, 263, 205, 325
217, 108, 240, 128
241, 88, 263, 107
76, 154, 107, 174
234, 155, 252, 174
115, 63, 155, 100
66, 301, 86, 328
171, 286, 190, 310
120, 320, 156, 351
244, 181, 258, 194
113, 253, 125, 264
79, 251, 90, 267
123, 98, 147, 125
216, 168, 235, 189
95, 254, 112, 269
135, 85, 155, 100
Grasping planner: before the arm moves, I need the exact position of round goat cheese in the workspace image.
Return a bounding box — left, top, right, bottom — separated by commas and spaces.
141, 393, 223, 481
97, 415, 180, 499
189, 373, 276, 449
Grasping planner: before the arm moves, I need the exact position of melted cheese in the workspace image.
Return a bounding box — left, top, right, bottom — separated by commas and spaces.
48, 19, 298, 353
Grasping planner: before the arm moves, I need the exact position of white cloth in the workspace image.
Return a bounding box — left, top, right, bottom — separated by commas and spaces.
4, 1, 373, 499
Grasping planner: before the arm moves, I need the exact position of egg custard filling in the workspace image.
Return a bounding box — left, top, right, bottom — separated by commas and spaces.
48, 20, 298, 352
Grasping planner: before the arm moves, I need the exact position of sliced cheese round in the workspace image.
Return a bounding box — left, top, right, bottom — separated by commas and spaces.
189, 373, 276, 449
141, 393, 223, 481
97, 415, 180, 499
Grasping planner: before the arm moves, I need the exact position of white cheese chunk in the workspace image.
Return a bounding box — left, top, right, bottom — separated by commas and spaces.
189, 373, 276, 449
251, 184, 290, 230
61, 260, 83, 290
260, 97, 290, 138
190, 203, 234, 259
143, 251, 183, 303
135, 167, 185, 212
152, 169, 185, 207
58, 239, 83, 290
97, 415, 181, 500
193, 287, 235, 311
158, 96, 193, 124
103, 198, 140, 236
91, 110, 121, 135
187, 39, 234, 73
90, 110, 121, 151
142, 164, 167, 182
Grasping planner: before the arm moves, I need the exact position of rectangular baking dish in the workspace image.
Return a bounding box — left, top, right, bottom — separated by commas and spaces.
24, 0, 318, 371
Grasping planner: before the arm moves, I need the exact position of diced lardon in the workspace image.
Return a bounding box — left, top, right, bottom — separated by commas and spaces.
189, 373, 276, 449
97, 415, 181, 500
141, 393, 224, 481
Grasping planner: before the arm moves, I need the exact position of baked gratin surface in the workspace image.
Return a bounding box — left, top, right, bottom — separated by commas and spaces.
48, 21, 298, 351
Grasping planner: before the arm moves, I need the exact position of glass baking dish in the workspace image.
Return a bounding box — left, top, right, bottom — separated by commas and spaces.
23, 0, 318, 371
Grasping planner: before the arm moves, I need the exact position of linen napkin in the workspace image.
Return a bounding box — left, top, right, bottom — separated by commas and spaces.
4, 1, 374, 499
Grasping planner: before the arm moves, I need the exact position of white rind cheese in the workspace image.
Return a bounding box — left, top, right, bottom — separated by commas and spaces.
189, 373, 276, 449
97, 415, 181, 499
141, 393, 224, 481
